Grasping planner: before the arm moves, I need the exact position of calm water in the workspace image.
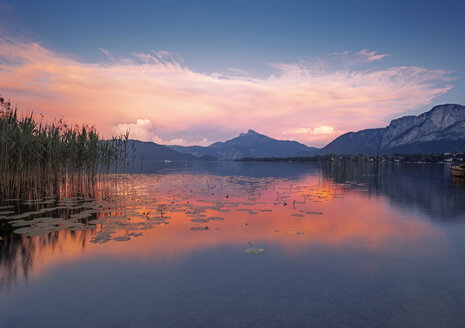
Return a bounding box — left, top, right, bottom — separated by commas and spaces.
1, 162, 465, 327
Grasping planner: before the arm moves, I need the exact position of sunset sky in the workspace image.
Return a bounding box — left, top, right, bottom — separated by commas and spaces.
1, 0, 464, 147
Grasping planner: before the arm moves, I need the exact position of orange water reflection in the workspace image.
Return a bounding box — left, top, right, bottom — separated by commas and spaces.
0, 173, 444, 285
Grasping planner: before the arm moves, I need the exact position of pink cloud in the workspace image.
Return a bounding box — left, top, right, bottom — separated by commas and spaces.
0, 36, 453, 147
356, 49, 388, 62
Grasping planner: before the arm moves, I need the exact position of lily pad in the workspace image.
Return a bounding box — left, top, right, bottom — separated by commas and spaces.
13, 226, 37, 235
244, 247, 265, 255
288, 230, 305, 236
90, 231, 112, 244
0, 211, 14, 215
190, 226, 209, 231
10, 220, 30, 227
207, 217, 224, 221
113, 236, 131, 242
126, 232, 143, 237
190, 218, 209, 223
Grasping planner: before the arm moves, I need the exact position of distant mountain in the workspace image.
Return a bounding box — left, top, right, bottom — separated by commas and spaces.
127, 140, 199, 161
319, 104, 465, 155
170, 129, 318, 160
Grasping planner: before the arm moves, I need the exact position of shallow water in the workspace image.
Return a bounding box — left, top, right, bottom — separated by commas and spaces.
1, 162, 465, 327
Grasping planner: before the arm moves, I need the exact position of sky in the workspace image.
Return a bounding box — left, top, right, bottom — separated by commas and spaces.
0, 0, 464, 147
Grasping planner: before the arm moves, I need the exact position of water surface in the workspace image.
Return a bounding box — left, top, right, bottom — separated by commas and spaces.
1, 162, 465, 327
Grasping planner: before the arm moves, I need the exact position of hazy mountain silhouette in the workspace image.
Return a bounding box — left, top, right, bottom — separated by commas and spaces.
127, 140, 199, 161
169, 129, 318, 160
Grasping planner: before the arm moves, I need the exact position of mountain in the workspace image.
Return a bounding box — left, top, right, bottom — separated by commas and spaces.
127, 140, 199, 161
320, 104, 465, 155
169, 130, 318, 160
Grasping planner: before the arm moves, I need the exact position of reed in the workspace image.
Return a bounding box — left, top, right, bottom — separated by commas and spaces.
0, 96, 130, 195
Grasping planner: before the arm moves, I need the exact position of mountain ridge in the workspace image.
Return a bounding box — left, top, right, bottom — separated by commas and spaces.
319, 104, 465, 155
169, 129, 318, 160
128, 103, 465, 161
127, 140, 199, 161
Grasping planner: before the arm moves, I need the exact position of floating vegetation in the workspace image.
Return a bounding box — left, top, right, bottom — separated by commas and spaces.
207, 217, 224, 221
288, 230, 305, 236
0, 211, 14, 215
191, 226, 209, 231
190, 218, 209, 223
244, 242, 264, 254
244, 247, 265, 254
113, 236, 131, 242
90, 231, 112, 244
1, 164, 348, 247
237, 208, 258, 215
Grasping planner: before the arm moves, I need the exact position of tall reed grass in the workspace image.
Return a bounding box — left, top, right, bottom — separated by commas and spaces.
0, 96, 131, 195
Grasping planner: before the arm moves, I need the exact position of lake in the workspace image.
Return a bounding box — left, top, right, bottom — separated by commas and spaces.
1, 162, 465, 327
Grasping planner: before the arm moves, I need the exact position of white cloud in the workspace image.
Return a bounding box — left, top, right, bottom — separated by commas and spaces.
111, 119, 212, 146
112, 119, 153, 141
313, 126, 334, 134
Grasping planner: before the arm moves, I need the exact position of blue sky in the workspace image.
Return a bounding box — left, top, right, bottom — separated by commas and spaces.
1, 0, 464, 146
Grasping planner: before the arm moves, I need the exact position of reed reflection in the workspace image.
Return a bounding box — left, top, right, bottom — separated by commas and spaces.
0, 175, 125, 289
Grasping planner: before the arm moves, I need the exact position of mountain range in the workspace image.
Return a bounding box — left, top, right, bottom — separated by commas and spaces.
127, 140, 199, 161
169, 129, 318, 160
130, 104, 465, 161
316, 104, 465, 155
